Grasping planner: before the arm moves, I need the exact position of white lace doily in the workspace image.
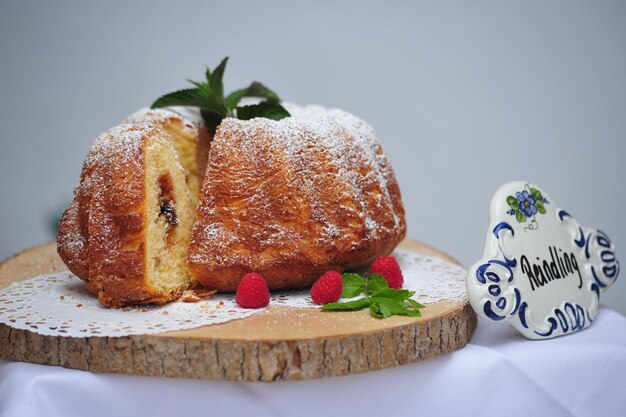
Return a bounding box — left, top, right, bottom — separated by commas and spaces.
0, 247, 467, 337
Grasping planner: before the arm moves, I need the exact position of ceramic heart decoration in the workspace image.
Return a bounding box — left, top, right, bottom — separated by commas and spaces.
467, 181, 619, 339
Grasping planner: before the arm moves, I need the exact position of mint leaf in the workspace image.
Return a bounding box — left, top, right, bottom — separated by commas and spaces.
209, 57, 228, 108
341, 273, 365, 298
236, 101, 290, 121
226, 81, 281, 110
366, 273, 389, 296
151, 88, 208, 109
244, 81, 281, 102
152, 57, 289, 130
407, 299, 425, 309
371, 288, 415, 301
370, 301, 392, 318
322, 298, 373, 311
322, 277, 426, 319
370, 299, 422, 319
203, 96, 230, 117
201, 109, 224, 132
225, 88, 248, 112
186, 79, 212, 98
398, 307, 422, 317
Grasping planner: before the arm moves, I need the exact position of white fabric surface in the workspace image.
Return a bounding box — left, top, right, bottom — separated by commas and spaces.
1, 307, 624, 417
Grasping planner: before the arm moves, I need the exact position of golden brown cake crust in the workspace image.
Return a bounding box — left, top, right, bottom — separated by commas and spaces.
188, 105, 406, 291
57, 124, 180, 307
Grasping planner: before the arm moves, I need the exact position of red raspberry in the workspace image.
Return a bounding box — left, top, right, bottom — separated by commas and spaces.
236, 272, 270, 308
311, 271, 343, 305
370, 256, 404, 289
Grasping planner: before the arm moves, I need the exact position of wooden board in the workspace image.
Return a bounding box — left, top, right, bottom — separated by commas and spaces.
0, 240, 476, 381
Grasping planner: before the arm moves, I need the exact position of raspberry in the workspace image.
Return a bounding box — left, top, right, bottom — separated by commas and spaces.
370, 256, 404, 289
236, 272, 270, 308
311, 271, 343, 305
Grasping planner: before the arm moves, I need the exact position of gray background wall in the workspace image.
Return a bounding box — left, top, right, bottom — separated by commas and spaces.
1, 1, 624, 314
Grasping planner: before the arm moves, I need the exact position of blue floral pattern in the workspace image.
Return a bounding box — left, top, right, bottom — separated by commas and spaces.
517, 191, 537, 217
506, 184, 549, 231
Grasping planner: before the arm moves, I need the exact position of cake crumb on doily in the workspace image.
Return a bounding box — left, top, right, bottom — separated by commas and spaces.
179, 289, 218, 303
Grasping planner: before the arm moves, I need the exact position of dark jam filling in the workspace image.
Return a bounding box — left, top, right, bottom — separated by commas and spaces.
158, 174, 178, 228
160, 200, 178, 225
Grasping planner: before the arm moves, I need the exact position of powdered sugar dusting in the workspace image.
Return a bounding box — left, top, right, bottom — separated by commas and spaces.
56, 124, 149, 268
84, 124, 146, 171
288, 104, 401, 235
57, 123, 176, 279
189, 104, 406, 282
124, 108, 198, 135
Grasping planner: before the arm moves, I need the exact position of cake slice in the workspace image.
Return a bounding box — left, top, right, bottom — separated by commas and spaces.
57, 123, 196, 307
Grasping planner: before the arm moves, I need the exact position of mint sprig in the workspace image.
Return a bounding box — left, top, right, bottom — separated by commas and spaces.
151, 57, 290, 131
322, 272, 425, 319
341, 273, 366, 298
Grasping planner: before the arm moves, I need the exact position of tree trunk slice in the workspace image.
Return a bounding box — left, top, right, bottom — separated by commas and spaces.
0, 240, 476, 381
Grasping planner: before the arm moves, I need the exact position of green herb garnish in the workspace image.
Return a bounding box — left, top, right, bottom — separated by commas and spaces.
151, 57, 290, 131
322, 272, 425, 319
341, 273, 366, 298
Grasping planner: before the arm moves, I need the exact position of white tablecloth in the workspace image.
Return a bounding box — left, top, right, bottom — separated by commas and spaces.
1, 307, 625, 417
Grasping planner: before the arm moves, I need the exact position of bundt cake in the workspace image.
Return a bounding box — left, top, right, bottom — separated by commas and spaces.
57, 105, 406, 307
